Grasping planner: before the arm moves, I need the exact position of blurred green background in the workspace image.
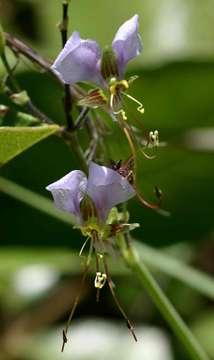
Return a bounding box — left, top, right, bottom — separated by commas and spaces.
0, 0, 214, 359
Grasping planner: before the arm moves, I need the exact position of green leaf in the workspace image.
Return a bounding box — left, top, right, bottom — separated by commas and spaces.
0, 125, 59, 166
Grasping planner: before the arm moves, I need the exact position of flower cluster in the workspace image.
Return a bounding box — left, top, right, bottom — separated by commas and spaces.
47, 14, 158, 349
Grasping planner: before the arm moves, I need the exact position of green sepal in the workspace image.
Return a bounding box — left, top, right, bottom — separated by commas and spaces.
100, 46, 119, 80
78, 88, 107, 108
103, 207, 140, 238
80, 194, 97, 222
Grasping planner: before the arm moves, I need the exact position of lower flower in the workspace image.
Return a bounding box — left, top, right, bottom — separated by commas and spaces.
46, 161, 139, 350
46, 161, 136, 226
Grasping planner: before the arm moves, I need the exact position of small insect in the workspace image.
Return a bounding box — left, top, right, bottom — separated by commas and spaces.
110, 156, 135, 185
110, 157, 165, 211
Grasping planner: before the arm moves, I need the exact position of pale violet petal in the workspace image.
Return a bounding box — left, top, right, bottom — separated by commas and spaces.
51, 32, 102, 85
86, 162, 136, 221
46, 170, 87, 219
112, 15, 142, 76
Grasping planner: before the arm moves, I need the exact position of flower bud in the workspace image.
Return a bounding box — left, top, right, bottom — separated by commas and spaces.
149, 130, 159, 147
0, 24, 5, 56
0, 104, 9, 118
16, 112, 40, 126
10, 91, 30, 106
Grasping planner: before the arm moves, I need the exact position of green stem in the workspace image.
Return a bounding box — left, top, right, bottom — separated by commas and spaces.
63, 131, 88, 173
118, 235, 210, 360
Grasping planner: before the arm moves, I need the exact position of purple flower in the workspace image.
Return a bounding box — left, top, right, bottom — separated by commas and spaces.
46, 162, 136, 224
52, 15, 142, 87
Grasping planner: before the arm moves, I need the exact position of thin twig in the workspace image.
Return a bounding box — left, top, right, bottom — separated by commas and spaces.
73, 107, 90, 130
1, 53, 54, 124
59, 1, 73, 130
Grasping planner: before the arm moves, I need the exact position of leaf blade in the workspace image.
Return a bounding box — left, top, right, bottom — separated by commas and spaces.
0, 125, 59, 166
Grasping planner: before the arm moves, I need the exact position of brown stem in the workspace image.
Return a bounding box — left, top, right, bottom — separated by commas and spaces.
61, 2, 69, 47
59, 1, 73, 130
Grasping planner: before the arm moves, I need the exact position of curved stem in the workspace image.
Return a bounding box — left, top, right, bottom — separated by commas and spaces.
118, 234, 210, 360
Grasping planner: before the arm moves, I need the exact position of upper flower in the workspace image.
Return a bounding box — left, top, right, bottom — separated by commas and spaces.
46, 161, 136, 224
52, 15, 142, 87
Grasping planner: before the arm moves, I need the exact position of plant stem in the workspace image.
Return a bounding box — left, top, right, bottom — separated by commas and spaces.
73, 107, 90, 130
61, 130, 88, 173
117, 235, 209, 360
59, 0, 73, 130
1, 52, 54, 124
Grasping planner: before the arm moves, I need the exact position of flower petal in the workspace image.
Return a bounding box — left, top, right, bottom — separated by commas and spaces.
86, 162, 136, 221
51, 31, 102, 85
46, 170, 87, 220
112, 15, 142, 76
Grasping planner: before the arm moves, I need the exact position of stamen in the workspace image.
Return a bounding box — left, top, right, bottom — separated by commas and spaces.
79, 236, 90, 257
122, 92, 144, 114
136, 191, 160, 210
149, 130, 159, 147
103, 256, 137, 342
94, 272, 107, 289
123, 127, 136, 158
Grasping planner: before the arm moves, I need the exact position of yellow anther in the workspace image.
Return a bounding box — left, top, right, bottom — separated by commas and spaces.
109, 79, 129, 95
121, 110, 127, 120
137, 105, 145, 114
110, 84, 117, 95
114, 109, 127, 121
118, 79, 129, 90
94, 272, 107, 289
